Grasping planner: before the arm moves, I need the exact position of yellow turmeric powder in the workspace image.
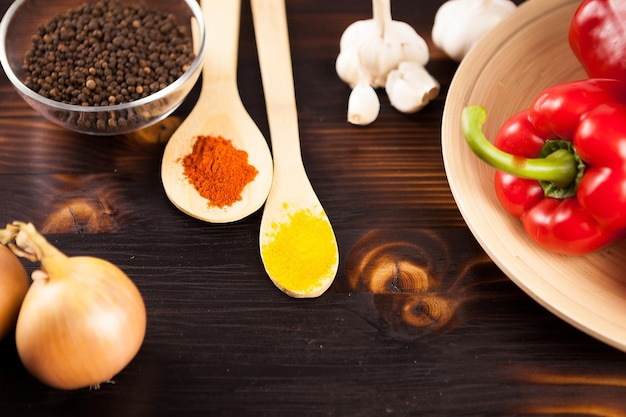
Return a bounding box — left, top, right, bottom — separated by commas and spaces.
261, 207, 338, 295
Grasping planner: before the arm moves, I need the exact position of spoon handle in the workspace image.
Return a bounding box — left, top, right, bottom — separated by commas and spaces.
202, 0, 240, 81
251, 0, 302, 171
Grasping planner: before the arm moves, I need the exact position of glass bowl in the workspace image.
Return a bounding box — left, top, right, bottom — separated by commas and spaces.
0, 0, 205, 136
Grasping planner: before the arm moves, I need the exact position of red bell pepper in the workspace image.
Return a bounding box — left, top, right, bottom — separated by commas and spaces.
461, 78, 626, 254
569, 0, 626, 81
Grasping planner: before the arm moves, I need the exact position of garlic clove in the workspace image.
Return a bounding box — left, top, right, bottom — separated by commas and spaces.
336, 20, 371, 87
336, 46, 361, 87
385, 20, 430, 67
338, 19, 371, 51
347, 81, 380, 126
432, 0, 517, 62
386, 62, 440, 113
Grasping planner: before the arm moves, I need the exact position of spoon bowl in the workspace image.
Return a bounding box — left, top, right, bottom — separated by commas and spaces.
252, 0, 339, 298
161, 0, 272, 223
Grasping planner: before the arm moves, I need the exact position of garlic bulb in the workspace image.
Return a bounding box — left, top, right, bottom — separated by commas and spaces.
336, 0, 438, 125
432, 0, 517, 62
336, 10, 429, 88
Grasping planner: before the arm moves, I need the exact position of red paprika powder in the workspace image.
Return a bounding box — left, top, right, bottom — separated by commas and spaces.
181, 135, 258, 208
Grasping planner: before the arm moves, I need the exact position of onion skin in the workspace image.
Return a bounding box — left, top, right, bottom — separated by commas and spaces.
16, 256, 146, 390
2, 222, 147, 390
0, 245, 29, 340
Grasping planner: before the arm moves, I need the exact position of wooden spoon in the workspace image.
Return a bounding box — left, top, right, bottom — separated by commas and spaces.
161, 0, 273, 223
251, 0, 339, 298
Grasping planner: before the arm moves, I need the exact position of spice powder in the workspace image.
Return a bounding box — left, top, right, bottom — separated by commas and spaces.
181, 135, 258, 208
262, 207, 338, 295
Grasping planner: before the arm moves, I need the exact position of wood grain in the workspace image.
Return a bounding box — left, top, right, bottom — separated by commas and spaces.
5, 0, 626, 416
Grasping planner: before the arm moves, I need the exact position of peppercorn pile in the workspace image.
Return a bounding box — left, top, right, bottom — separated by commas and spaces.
23, 0, 195, 107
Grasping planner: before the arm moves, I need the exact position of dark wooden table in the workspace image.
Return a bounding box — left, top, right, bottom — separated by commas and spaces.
3, 0, 626, 415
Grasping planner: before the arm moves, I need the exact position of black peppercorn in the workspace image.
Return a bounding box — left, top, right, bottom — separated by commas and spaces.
23, 0, 195, 108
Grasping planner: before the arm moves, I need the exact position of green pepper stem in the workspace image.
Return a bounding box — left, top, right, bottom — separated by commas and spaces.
461, 105, 579, 188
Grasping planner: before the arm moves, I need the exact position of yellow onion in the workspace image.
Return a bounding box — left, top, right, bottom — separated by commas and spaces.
1, 221, 146, 390
0, 244, 29, 340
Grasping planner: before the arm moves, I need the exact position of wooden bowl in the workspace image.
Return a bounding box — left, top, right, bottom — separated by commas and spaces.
442, 0, 626, 351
